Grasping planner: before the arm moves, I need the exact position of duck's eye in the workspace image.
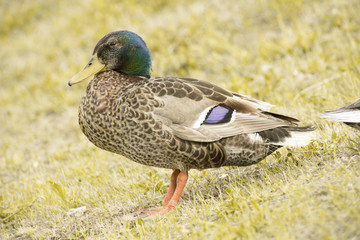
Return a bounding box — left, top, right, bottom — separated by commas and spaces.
109, 41, 117, 46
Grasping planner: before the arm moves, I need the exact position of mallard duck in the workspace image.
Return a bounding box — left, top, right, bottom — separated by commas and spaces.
68, 30, 314, 219
322, 99, 360, 130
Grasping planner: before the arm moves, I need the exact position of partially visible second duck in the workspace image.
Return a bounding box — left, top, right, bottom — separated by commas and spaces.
68, 30, 314, 219
323, 99, 360, 130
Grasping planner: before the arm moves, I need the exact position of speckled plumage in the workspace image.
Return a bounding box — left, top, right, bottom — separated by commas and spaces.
78, 70, 310, 172
69, 30, 314, 218
79, 71, 224, 171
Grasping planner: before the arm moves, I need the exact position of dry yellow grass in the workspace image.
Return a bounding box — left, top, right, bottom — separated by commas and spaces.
1, 0, 360, 239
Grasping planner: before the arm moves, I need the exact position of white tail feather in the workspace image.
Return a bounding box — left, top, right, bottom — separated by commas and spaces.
271, 130, 315, 147
322, 110, 360, 123
248, 133, 264, 142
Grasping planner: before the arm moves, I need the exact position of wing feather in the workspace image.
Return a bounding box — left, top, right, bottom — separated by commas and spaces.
148, 77, 299, 142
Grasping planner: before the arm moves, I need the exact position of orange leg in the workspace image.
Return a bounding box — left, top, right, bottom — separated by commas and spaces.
164, 171, 188, 210
163, 169, 180, 206
133, 169, 188, 220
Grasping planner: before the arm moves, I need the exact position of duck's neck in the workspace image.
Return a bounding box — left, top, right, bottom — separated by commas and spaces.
91, 70, 148, 92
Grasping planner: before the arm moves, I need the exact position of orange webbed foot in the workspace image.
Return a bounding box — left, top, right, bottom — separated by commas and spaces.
131, 170, 188, 221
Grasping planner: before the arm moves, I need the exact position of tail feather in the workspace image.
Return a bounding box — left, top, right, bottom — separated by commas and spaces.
322, 110, 360, 123
258, 126, 315, 147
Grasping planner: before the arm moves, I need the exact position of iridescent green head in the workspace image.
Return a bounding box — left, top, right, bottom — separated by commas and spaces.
68, 31, 151, 86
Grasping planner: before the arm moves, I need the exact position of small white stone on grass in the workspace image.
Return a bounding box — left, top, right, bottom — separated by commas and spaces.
219, 173, 228, 179
67, 206, 87, 217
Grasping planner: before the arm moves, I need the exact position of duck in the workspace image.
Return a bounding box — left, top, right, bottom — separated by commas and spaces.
322, 99, 360, 130
68, 30, 314, 219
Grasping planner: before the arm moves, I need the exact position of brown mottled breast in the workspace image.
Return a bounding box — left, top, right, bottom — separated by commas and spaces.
78, 71, 228, 171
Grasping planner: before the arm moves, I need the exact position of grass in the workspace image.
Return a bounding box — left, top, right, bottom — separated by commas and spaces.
1, 0, 360, 239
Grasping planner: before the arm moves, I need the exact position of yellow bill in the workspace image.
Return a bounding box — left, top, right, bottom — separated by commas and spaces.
68, 55, 107, 86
